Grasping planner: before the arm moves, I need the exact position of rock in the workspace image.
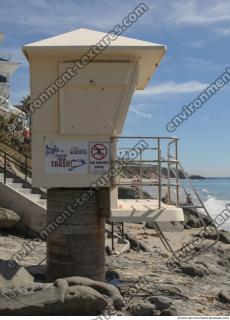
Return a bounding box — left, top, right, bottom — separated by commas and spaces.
218, 291, 230, 304
145, 221, 184, 232
178, 263, 209, 278
0, 276, 124, 315
0, 259, 34, 289
125, 232, 151, 252
196, 230, 230, 244
189, 175, 205, 179
105, 245, 113, 256
218, 231, 230, 244
147, 295, 172, 310
183, 213, 202, 228
161, 307, 184, 316
129, 302, 159, 316
183, 208, 212, 228
118, 187, 140, 199
0, 208, 20, 229
145, 221, 155, 229
118, 187, 150, 199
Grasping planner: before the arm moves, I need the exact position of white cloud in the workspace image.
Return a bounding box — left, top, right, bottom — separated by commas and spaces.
130, 107, 153, 118
170, 0, 230, 26
183, 57, 210, 66
0, 0, 144, 36
215, 26, 230, 36
136, 81, 208, 96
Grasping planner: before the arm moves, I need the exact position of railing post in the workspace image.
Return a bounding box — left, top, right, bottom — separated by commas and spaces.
4, 153, 6, 184
121, 222, 124, 240
139, 148, 143, 199
167, 144, 171, 205
25, 155, 28, 183
157, 138, 161, 209
175, 140, 179, 207
111, 222, 115, 251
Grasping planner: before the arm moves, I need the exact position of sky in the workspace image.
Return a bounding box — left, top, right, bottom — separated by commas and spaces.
0, 0, 230, 177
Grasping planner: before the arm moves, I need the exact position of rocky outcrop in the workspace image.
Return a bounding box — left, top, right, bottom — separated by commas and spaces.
118, 186, 150, 199
0, 276, 123, 315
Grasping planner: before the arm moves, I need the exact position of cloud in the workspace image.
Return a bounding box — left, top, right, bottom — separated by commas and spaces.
0, 0, 146, 37
136, 81, 208, 96
183, 57, 211, 66
130, 107, 153, 118
170, 0, 230, 26
215, 26, 230, 37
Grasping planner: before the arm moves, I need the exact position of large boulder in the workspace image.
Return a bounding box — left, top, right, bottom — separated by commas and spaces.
0, 208, 20, 229
0, 276, 124, 316
0, 259, 34, 289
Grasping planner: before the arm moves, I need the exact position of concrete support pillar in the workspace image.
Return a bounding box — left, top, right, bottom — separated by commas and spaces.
46, 188, 105, 282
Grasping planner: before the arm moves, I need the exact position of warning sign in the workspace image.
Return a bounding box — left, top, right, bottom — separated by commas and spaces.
89, 142, 110, 173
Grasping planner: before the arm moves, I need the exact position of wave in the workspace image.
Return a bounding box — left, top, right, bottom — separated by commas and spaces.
203, 196, 230, 231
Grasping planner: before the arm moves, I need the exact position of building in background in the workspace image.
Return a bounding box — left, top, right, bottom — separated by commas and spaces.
0, 32, 20, 113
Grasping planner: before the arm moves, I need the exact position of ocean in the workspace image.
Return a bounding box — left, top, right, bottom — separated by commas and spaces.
191, 178, 230, 231
144, 178, 230, 231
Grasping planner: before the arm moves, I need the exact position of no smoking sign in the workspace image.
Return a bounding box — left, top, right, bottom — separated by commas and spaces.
89, 142, 110, 173
91, 144, 107, 160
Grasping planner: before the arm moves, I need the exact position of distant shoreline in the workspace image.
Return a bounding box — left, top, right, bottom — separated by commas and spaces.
189, 176, 230, 180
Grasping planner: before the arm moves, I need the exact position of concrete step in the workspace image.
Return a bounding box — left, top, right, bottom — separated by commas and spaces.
18, 188, 32, 195
36, 199, 47, 207
0, 177, 13, 183
0, 177, 46, 208
27, 193, 41, 201
7, 182, 23, 189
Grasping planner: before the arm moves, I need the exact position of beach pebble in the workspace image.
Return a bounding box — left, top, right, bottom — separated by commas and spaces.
147, 295, 172, 310
218, 291, 230, 304
129, 302, 160, 316
178, 263, 209, 277
161, 306, 185, 316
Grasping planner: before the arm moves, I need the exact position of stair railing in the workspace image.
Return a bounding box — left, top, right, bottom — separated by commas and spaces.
0, 139, 31, 185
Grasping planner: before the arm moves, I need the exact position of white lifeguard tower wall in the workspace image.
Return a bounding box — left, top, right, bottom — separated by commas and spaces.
22, 28, 166, 188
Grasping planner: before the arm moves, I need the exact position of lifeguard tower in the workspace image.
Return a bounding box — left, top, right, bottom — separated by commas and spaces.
23, 28, 187, 281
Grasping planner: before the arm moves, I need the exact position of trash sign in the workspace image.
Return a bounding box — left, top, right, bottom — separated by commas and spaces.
89, 142, 110, 173
45, 141, 88, 174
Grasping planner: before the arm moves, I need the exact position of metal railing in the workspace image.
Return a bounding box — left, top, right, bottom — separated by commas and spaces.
0, 140, 32, 184
111, 136, 220, 260
111, 136, 180, 209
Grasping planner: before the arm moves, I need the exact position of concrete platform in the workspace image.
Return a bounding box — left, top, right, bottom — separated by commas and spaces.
110, 199, 184, 223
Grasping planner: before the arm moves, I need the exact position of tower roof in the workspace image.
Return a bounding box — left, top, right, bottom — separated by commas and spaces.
23, 28, 166, 89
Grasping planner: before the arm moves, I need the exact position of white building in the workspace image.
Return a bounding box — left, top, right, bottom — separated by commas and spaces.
0, 32, 19, 113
